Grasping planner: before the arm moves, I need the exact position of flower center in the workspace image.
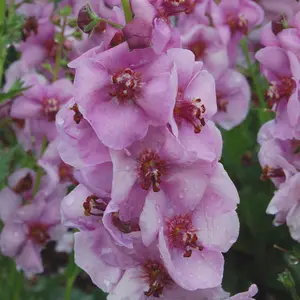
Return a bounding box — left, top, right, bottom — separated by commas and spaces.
70, 103, 83, 124
137, 149, 167, 192
22, 16, 38, 41
188, 40, 206, 60
42, 98, 60, 122
59, 162, 77, 184
12, 118, 25, 129
142, 260, 173, 298
28, 222, 50, 245
110, 68, 141, 102
227, 14, 248, 35
166, 214, 204, 258
174, 93, 206, 133
261, 165, 285, 181
83, 195, 107, 217
217, 92, 228, 112
265, 77, 296, 109
13, 173, 33, 194
112, 212, 140, 234
162, 0, 194, 14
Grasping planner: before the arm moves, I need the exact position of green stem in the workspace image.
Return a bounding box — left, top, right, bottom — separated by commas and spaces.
98, 17, 123, 29
290, 287, 300, 300
64, 261, 81, 300
121, 0, 133, 23
13, 270, 22, 300
32, 136, 48, 197
240, 38, 266, 125
0, 0, 7, 86
53, 16, 67, 82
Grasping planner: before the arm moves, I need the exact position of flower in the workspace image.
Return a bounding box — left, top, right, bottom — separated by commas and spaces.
10, 74, 73, 143
181, 24, 229, 78
0, 188, 66, 275
256, 46, 300, 139
56, 99, 110, 170
213, 68, 250, 130
69, 43, 177, 149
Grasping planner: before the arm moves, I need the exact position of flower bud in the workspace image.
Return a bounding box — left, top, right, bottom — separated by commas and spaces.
77, 3, 100, 35
122, 18, 152, 50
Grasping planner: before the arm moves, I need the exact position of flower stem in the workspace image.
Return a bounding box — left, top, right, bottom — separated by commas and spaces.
13, 269, 22, 300
240, 38, 267, 126
98, 17, 123, 29
121, 0, 133, 23
32, 136, 48, 197
53, 15, 67, 82
64, 252, 81, 300
0, 0, 7, 87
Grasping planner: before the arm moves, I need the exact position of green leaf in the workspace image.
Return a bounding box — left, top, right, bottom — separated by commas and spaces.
0, 147, 16, 187
0, 83, 32, 103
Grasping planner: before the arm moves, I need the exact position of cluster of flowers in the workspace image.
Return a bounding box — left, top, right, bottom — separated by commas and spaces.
0, 0, 285, 298
256, 2, 300, 243
57, 0, 264, 299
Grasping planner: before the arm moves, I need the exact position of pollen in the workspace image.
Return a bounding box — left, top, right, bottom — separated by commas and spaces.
174, 95, 206, 133
166, 214, 204, 258
83, 195, 107, 217
141, 260, 173, 298
42, 98, 60, 122
110, 68, 141, 102
28, 222, 50, 246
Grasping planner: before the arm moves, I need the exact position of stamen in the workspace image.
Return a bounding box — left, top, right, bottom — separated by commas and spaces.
166, 214, 204, 258
174, 96, 206, 133
110, 68, 141, 102
261, 165, 285, 181
265, 77, 296, 109
83, 195, 107, 217
137, 149, 167, 192
28, 222, 50, 245
69, 103, 83, 124
42, 98, 60, 122
228, 14, 248, 35
142, 260, 173, 298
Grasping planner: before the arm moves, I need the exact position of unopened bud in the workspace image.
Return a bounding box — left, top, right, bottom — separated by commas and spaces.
77, 3, 100, 34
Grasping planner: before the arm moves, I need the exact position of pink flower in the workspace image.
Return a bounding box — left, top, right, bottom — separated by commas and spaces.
72, 2, 126, 56
166, 48, 222, 162
73, 228, 132, 292
17, 3, 56, 68
139, 163, 239, 290
256, 47, 300, 139
259, 0, 300, 22
0, 189, 66, 275
0, 165, 59, 223
181, 24, 229, 78
258, 120, 300, 187
56, 99, 110, 170
213, 68, 251, 130
10, 74, 73, 142
211, 0, 264, 45
69, 43, 177, 149
267, 173, 300, 241
39, 140, 78, 186
211, 0, 264, 64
